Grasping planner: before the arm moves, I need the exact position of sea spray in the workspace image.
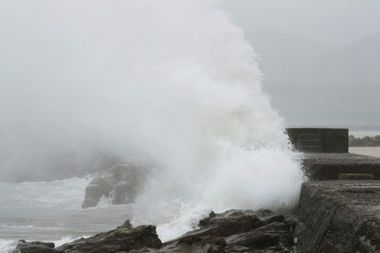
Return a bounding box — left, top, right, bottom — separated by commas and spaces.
0, 0, 303, 241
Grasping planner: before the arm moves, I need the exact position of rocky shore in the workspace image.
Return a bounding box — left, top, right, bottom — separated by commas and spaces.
14, 180, 380, 253
12, 209, 298, 253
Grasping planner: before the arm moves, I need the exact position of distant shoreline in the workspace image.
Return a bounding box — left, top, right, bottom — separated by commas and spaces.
349, 135, 380, 147
347, 125, 380, 132
350, 147, 380, 158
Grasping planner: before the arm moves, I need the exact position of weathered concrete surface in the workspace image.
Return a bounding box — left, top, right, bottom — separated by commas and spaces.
302, 153, 380, 180
287, 128, 348, 153
350, 147, 380, 159
297, 181, 380, 253
287, 128, 380, 180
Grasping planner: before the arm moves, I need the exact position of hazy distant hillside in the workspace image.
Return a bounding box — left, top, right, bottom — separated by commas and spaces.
247, 30, 380, 126
321, 32, 380, 84
310, 32, 380, 125
247, 29, 332, 83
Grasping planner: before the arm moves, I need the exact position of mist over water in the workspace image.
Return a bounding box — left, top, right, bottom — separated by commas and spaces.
0, 0, 303, 242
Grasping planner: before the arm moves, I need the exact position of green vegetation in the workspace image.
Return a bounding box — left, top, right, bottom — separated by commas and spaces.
349, 135, 380, 147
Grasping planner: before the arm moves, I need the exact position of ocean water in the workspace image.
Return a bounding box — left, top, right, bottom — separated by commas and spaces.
0, 177, 134, 252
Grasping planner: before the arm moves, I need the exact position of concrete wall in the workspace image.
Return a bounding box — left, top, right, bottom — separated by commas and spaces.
297, 181, 380, 253
287, 128, 348, 153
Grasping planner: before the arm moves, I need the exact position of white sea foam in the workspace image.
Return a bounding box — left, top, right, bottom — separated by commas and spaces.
0, 240, 17, 253
0, 0, 304, 243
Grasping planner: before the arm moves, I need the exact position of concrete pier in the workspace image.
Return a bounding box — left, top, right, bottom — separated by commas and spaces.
287, 128, 380, 180
289, 128, 380, 252
297, 181, 380, 253
287, 128, 349, 153
302, 153, 380, 180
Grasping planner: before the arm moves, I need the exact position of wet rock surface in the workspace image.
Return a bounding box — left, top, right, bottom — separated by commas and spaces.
297, 181, 380, 253
13, 240, 60, 253
13, 209, 296, 253
159, 209, 296, 252
13, 221, 162, 253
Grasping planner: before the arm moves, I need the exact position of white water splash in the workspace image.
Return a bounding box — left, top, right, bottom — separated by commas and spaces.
0, 240, 17, 253
0, 0, 303, 242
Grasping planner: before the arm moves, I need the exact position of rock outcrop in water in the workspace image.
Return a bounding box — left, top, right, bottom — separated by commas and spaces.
13, 209, 297, 253
13, 240, 60, 253
82, 164, 147, 208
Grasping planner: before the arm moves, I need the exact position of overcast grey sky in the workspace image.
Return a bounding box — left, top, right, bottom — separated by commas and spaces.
1, 0, 379, 127
223, 0, 380, 127
223, 0, 380, 47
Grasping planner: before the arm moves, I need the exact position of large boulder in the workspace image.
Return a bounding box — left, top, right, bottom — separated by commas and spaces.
161, 209, 295, 253
13, 240, 60, 253
82, 163, 147, 208
81, 177, 113, 208
56, 221, 162, 253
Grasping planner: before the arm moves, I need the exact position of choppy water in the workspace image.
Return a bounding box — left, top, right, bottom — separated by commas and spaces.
0, 177, 134, 252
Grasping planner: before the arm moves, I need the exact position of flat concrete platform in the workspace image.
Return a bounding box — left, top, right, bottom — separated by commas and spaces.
300, 153, 380, 180
351, 147, 380, 159
297, 181, 380, 253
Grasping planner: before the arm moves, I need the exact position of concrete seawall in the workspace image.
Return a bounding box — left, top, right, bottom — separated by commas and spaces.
297, 181, 380, 253
302, 153, 380, 180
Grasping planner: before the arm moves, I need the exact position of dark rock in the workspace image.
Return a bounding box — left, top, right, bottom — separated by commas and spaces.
12, 209, 296, 253
225, 222, 291, 251
224, 245, 250, 252
160, 236, 226, 253
13, 240, 60, 253
226, 231, 280, 249
57, 221, 161, 253
197, 209, 262, 237
82, 163, 147, 208
256, 209, 285, 225
162, 209, 295, 253
128, 249, 158, 253
256, 222, 293, 247
81, 178, 112, 208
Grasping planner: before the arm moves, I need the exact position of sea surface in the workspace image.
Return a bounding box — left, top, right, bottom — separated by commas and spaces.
0, 177, 133, 252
